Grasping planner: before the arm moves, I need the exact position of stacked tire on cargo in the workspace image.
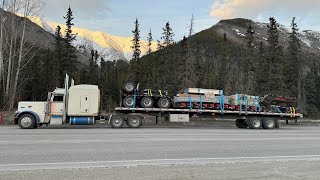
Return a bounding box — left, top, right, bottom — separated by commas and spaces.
121, 82, 172, 109
110, 82, 172, 128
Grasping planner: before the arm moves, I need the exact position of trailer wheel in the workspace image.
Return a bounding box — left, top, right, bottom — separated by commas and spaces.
236, 119, 247, 129
18, 114, 36, 129
123, 96, 135, 107
248, 117, 262, 129
157, 97, 171, 108
262, 118, 276, 129
122, 82, 135, 94
110, 115, 125, 128
141, 96, 154, 108
127, 115, 142, 128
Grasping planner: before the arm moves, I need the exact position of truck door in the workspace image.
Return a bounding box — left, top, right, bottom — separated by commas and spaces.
50, 94, 64, 125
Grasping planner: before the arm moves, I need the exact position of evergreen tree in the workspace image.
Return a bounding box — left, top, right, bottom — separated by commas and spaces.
256, 42, 269, 94
287, 17, 302, 109
178, 36, 198, 89
266, 17, 285, 95
128, 18, 141, 82
63, 6, 78, 78
147, 28, 153, 54
53, 25, 63, 88
161, 22, 175, 47
131, 18, 141, 61
243, 24, 256, 94
217, 34, 230, 93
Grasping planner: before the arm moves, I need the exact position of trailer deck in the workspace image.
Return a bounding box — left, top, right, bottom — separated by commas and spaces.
115, 107, 303, 118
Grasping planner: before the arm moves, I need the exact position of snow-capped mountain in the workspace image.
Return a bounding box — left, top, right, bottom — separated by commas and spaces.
213, 18, 320, 54
28, 17, 157, 62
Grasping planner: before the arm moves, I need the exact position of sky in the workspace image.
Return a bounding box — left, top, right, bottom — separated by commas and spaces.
42, 0, 320, 41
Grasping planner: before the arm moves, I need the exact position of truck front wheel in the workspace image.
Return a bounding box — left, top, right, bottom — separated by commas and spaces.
18, 114, 36, 129
110, 115, 125, 128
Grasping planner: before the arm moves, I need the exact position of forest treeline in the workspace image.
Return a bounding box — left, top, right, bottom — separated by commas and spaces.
0, 3, 320, 117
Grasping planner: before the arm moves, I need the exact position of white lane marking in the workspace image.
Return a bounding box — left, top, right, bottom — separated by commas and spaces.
1, 155, 320, 168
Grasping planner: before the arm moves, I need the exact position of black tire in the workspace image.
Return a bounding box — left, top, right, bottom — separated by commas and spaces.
110, 115, 125, 128
157, 97, 171, 108
122, 82, 135, 94
123, 96, 135, 107
236, 119, 248, 129
262, 118, 276, 129
127, 115, 142, 128
141, 96, 154, 108
248, 117, 262, 129
18, 114, 36, 129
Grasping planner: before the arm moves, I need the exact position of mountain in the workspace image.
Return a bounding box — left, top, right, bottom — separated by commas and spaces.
28, 17, 158, 62
214, 18, 320, 54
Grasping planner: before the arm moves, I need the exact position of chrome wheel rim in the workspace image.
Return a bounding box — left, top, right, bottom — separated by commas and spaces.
125, 98, 134, 106
253, 119, 261, 128
160, 99, 169, 107
125, 84, 134, 91
113, 118, 122, 127
130, 118, 140, 126
21, 117, 32, 127
144, 99, 152, 107
267, 120, 275, 128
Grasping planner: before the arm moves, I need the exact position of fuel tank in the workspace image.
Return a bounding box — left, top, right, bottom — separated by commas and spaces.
69, 117, 95, 125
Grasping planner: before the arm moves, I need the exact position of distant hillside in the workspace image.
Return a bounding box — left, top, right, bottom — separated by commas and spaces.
28, 17, 158, 62
214, 18, 320, 54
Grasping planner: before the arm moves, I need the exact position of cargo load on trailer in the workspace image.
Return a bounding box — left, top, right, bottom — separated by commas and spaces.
120, 82, 298, 115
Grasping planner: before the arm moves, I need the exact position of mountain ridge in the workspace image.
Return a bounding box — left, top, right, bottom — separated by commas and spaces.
28, 16, 158, 61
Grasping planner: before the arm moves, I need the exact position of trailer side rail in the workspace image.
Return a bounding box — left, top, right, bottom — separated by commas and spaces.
114, 107, 303, 118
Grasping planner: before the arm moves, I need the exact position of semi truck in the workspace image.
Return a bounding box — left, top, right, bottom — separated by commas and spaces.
14, 74, 303, 129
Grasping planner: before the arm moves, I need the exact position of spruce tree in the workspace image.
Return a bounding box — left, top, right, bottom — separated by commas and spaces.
63, 6, 78, 78
147, 28, 153, 54
161, 22, 175, 47
178, 36, 198, 90
128, 18, 141, 82
244, 24, 256, 94
256, 42, 269, 94
287, 17, 302, 109
131, 18, 141, 61
53, 25, 63, 87
267, 17, 285, 95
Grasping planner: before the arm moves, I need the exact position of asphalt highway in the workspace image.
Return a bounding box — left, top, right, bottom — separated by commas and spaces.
1, 125, 320, 179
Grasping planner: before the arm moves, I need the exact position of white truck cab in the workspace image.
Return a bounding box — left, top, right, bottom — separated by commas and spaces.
15, 75, 101, 129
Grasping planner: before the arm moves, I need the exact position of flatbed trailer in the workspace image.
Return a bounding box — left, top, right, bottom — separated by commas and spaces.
111, 107, 303, 129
